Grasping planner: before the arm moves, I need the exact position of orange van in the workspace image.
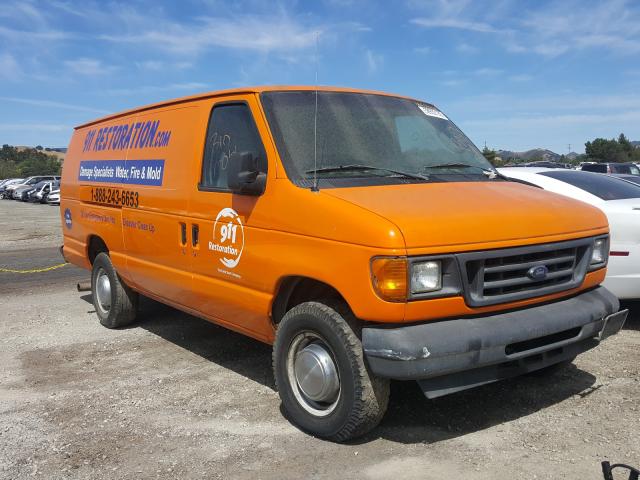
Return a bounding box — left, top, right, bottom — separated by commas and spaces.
61, 86, 627, 441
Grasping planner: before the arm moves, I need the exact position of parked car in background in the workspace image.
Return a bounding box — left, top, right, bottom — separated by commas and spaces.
0, 178, 25, 198
3, 175, 60, 199
498, 167, 640, 300
47, 189, 60, 205
16, 180, 53, 202
613, 174, 640, 187
521, 161, 570, 168
12, 183, 38, 201
34, 181, 60, 203
580, 162, 640, 175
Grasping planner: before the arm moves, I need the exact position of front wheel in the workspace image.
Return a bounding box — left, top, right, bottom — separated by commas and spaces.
273, 301, 389, 441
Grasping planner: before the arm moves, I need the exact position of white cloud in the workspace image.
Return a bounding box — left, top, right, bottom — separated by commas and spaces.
412, 17, 498, 33
0, 96, 109, 114
413, 46, 432, 54
136, 60, 163, 71
365, 49, 383, 73
0, 123, 72, 132
64, 58, 118, 76
474, 68, 502, 76
456, 42, 478, 54
0, 25, 70, 42
441, 79, 465, 87
0, 1, 48, 26
464, 111, 640, 130
106, 82, 209, 96
100, 15, 321, 55
0, 53, 23, 80
443, 92, 640, 152
449, 93, 640, 114
135, 60, 192, 71
411, 0, 640, 57
512, 0, 640, 56
508, 74, 533, 82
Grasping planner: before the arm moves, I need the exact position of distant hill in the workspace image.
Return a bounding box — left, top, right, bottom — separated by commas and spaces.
498, 139, 640, 162
497, 148, 566, 162
15, 146, 65, 162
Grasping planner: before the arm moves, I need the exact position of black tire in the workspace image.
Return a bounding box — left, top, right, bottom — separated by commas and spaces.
527, 357, 576, 377
91, 252, 138, 329
273, 300, 389, 442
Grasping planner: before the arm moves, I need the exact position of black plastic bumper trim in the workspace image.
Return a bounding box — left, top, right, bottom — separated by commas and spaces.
362, 286, 626, 397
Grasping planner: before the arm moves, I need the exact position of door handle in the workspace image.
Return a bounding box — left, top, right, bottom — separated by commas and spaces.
179, 222, 187, 246
192, 224, 199, 247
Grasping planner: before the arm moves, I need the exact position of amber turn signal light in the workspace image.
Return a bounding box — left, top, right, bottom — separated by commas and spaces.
370, 257, 408, 302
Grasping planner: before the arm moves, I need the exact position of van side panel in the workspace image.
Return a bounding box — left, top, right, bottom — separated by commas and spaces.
120, 105, 203, 306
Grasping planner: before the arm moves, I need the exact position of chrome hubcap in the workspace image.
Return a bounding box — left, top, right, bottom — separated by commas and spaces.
287, 333, 341, 417
95, 269, 111, 313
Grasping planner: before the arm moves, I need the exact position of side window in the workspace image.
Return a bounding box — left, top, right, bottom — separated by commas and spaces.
200, 103, 266, 190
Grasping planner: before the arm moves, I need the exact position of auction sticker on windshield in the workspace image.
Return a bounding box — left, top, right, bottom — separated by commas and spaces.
417, 103, 448, 120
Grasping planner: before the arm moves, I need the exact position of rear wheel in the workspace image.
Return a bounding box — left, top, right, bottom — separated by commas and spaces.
273, 301, 389, 441
91, 252, 138, 329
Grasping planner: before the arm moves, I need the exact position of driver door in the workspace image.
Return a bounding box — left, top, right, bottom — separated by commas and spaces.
187, 95, 274, 340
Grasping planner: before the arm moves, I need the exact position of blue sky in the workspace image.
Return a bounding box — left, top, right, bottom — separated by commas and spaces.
1, 0, 640, 153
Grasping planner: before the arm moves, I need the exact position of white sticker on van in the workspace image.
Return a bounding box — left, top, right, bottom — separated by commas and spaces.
209, 207, 244, 269
417, 103, 448, 120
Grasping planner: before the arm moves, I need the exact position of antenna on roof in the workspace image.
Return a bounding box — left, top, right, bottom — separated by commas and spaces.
311, 31, 320, 193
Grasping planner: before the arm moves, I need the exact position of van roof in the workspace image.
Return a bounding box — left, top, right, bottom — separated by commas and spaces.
75, 85, 420, 129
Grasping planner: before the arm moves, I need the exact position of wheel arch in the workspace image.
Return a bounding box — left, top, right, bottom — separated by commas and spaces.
87, 235, 109, 265
271, 275, 354, 325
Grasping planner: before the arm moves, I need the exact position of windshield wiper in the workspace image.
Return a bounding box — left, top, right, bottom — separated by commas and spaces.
306, 164, 430, 181
422, 163, 498, 178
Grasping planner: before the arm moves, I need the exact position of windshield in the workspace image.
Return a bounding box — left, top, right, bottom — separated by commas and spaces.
261, 91, 493, 188
541, 170, 640, 200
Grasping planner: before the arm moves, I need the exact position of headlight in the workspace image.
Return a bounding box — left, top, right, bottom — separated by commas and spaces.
590, 236, 609, 268
410, 260, 442, 293
371, 255, 461, 302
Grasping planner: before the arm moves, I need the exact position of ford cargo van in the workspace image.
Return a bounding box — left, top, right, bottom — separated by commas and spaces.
60, 86, 627, 441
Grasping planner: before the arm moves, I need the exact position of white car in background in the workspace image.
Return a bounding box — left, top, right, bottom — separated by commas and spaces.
47, 189, 60, 205
498, 167, 640, 299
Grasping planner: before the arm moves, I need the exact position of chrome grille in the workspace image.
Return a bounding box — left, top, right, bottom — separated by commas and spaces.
458, 238, 593, 307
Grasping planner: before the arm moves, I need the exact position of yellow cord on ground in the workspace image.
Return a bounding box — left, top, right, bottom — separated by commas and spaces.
0, 263, 68, 274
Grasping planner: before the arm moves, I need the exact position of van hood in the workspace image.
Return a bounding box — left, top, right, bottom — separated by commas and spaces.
324, 181, 608, 250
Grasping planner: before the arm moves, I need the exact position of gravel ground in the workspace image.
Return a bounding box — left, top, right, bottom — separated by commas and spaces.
0, 200, 638, 479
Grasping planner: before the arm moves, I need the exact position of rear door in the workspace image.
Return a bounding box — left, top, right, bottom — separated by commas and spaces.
120, 104, 203, 306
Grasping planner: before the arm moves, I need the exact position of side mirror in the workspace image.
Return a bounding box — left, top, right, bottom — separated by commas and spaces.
228, 151, 266, 196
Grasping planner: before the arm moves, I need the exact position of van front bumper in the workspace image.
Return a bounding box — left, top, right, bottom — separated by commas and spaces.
362, 286, 627, 398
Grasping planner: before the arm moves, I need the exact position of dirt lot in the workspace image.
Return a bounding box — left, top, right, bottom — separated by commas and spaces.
0, 200, 638, 479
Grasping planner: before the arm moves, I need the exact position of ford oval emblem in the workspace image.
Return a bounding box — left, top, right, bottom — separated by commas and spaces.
527, 265, 549, 281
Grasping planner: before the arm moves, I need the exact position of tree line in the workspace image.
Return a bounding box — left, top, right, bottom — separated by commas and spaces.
482, 133, 640, 167
0, 145, 62, 179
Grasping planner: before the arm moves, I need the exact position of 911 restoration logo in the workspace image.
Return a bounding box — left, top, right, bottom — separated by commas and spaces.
209, 208, 244, 270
